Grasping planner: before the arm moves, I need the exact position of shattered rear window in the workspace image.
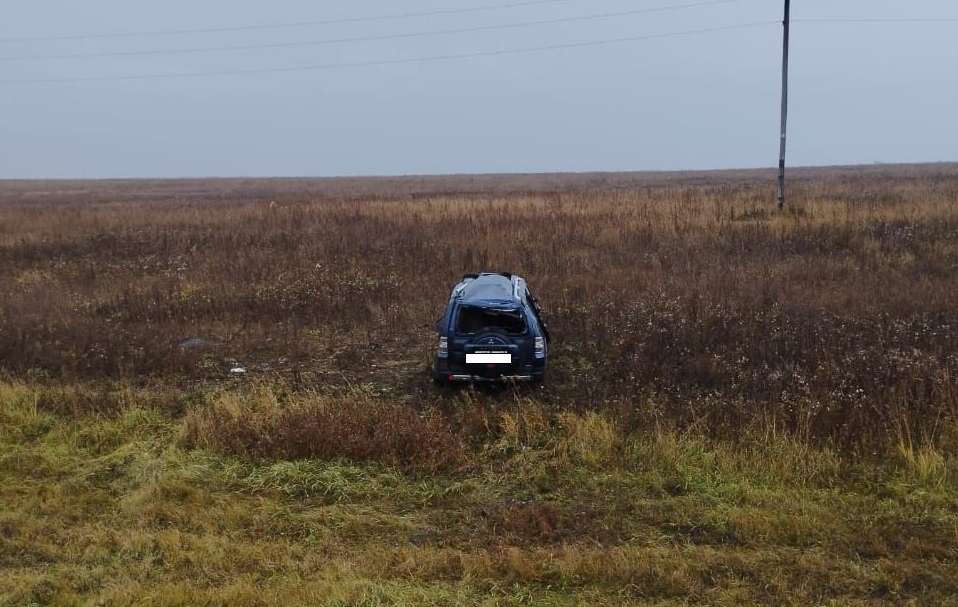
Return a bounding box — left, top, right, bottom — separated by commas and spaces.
456, 307, 526, 335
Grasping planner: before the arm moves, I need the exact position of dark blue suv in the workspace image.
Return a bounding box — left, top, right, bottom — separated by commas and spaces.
434, 272, 550, 383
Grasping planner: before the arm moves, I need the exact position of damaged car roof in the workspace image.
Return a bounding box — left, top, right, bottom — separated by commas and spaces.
456, 273, 522, 309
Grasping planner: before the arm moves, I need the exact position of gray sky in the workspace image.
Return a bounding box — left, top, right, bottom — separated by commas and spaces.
1, 0, 956, 178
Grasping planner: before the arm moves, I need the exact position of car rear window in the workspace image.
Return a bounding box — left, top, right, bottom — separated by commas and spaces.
456, 306, 526, 335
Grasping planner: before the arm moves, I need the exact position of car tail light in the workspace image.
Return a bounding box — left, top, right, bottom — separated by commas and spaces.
437, 336, 449, 358
534, 336, 545, 359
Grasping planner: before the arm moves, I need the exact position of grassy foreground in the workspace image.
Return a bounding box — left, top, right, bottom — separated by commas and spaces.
2, 381, 956, 606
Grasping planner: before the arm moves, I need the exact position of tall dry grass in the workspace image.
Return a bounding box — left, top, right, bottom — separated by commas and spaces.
2, 167, 957, 449
179, 385, 463, 472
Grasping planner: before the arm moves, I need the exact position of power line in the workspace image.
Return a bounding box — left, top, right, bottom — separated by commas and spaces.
0, 0, 599, 44
0, 21, 777, 85
793, 18, 958, 23
0, 0, 752, 63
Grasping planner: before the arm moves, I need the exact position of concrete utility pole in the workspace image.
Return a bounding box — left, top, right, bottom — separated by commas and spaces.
777, 0, 791, 209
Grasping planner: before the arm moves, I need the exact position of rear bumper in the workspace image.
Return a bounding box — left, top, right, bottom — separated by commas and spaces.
434, 358, 545, 383
440, 372, 541, 382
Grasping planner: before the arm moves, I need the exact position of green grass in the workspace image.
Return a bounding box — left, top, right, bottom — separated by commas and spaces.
3, 381, 956, 606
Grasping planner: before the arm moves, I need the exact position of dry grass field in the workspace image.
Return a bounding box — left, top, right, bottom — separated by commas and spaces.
1, 165, 957, 605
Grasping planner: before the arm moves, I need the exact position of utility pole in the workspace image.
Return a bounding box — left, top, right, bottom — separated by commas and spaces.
777, 0, 791, 209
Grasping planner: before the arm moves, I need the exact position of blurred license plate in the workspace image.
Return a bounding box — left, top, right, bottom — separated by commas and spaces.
467, 353, 511, 364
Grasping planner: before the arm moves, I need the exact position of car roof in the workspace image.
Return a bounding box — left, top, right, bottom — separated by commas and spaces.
454, 273, 525, 309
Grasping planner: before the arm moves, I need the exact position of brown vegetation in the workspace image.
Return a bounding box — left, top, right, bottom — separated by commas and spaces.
2, 165, 957, 450
179, 385, 463, 472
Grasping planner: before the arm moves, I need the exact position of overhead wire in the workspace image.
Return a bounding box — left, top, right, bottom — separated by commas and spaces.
793, 18, 958, 23
8, 4, 954, 86
0, 0, 612, 43
0, 0, 754, 63
0, 21, 777, 85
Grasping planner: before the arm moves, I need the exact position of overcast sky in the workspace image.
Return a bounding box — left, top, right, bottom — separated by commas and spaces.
1, 0, 956, 178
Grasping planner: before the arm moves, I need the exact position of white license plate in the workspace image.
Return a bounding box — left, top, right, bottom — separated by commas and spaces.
467, 353, 511, 364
